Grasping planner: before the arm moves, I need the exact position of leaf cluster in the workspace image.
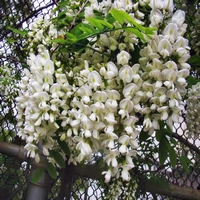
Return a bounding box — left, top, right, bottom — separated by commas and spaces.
51, 8, 156, 53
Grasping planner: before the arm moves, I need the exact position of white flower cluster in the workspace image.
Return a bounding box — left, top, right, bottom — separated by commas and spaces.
0, 65, 17, 99
136, 4, 190, 134
16, 0, 190, 183
186, 82, 200, 138
16, 50, 69, 162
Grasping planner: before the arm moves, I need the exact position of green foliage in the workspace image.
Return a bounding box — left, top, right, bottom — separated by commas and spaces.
187, 75, 200, 89
169, 148, 177, 168
155, 122, 179, 167
109, 9, 156, 35
189, 55, 200, 65
47, 163, 57, 179
179, 155, 192, 173
49, 150, 65, 168
159, 135, 171, 165
31, 167, 44, 184
139, 128, 151, 142
149, 175, 170, 190
51, 8, 156, 53
57, 140, 70, 156
7, 27, 28, 37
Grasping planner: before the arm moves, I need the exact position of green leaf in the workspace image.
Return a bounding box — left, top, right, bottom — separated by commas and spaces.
159, 136, 170, 165
57, 11, 67, 20
52, 38, 67, 44
105, 13, 116, 24
156, 121, 165, 141
149, 175, 169, 190
110, 9, 143, 30
86, 18, 104, 31
50, 150, 65, 168
188, 55, 200, 64
7, 27, 28, 36
156, 129, 163, 141
187, 75, 200, 88
139, 129, 151, 142
47, 163, 57, 179
180, 155, 191, 174
170, 137, 178, 145
169, 148, 177, 168
57, 140, 70, 156
109, 9, 126, 25
71, 24, 84, 36
67, 38, 90, 52
86, 17, 113, 30
79, 24, 96, 35
31, 167, 44, 184
6, 38, 17, 43
124, 27, 145, 41
109, 9, 156, 35
66, 32, 78, 42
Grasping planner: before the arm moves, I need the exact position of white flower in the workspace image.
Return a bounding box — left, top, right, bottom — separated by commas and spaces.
43, 71, 53, 90
44, 59, 55, 74
93, 91, 107, 102
104, 149, 119, 167
76, 140, 92, 161
88, 71, 102, 90
149, 0, 163, 10
117, 50, 131, 65
105, 61, 118, 79
77, 85, 92, 103
50, 83, 63, 99
164, 61, 177, 70
25, 143, 39, 161
163, 0, 173, 12
150, 10, 163, 27
119, 65, 133, 83
176, 47, 190, 63
102, 169, 112, 183
123, 83, 138, 99
81, 118, 93, 137
109, 37, 118, 51
163, 23, 178, 43
172, 10, 185, 27
119, 99, 134, 119
173, 36, 189, 51
122, 116, 138, 135
157, 38, 172, 58
119, 135, 129, 154
121, 164, 134, 181
154, 87, 167, 103
142, 81, 154, 98
157, 106, 169, 120
104, 113, 117, 124
149, 69, 162, 81
162, 69, 177, 88
103, 125, 118, 149
143, 117, 153, 130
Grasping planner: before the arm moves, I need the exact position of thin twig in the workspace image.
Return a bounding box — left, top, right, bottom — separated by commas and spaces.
69, 0, 89, 31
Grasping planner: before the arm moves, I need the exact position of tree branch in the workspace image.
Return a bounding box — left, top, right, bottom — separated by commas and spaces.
1, 141, 200, 200
172, 132, 200, 155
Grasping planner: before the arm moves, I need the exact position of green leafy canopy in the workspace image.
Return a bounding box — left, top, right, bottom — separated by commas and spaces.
50, 8, 156, 51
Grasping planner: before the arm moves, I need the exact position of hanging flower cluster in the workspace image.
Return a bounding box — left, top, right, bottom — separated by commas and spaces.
0, 65, 17, 96
16, 0, 190, 183
186, 82, 200, 139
